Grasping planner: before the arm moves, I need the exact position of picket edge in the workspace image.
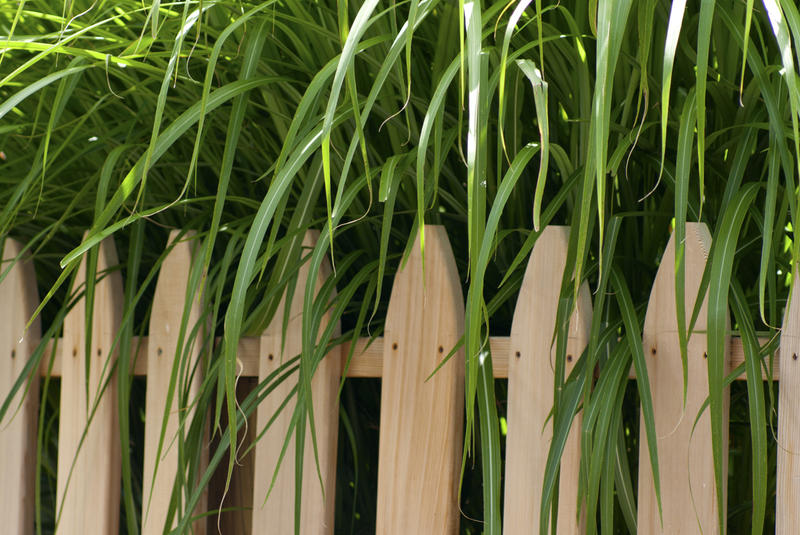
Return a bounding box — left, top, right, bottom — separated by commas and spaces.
0, 239, 41, 535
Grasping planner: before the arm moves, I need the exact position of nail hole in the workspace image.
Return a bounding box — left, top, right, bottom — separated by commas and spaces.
515, 351, 521, 359
157, 347, 163, 356
650, 347, 656, 355
438, 346, 444, 353
72, 348, 77, 357
97, 348, 102, 356
392, 342, 398, 350
703, 352, 708, 359
567, 354, 573, 362
268, 354, 274, 361
11, 349, 15, 358
794, 353, 798, 361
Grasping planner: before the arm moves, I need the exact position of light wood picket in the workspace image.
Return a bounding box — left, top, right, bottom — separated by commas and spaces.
504, 226, 591, 534
56, 237, 123, 535
251, 230, 341, 533
0, 239, 40, 535
777, 268, 800, 534
637, 223, 729, 533
142, 231, 207, 535
3, 223, 800, 533
376, 225, 464, 533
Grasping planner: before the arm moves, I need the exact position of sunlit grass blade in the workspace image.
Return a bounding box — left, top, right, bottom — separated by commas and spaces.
516, 59, 549, 231
695, 0, 715, 217
659, 0, 687, 180
320, 0, 380, 251
477, 349, 501, 533
674, 90, 697, 405
463, 0, 485, 459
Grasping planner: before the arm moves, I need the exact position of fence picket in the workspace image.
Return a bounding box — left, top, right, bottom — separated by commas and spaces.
251, 230, 341, 533
777, 269, 800, 533
142, 231, 207, 535
0, 222, 787, 532
376, 225, 464, 533
637, 223, 729, 533
503, 226, 591, 534
56, 237, 123, 534
0, 240, 40, 535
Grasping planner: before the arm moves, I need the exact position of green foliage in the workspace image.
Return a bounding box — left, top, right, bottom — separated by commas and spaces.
1, 0, 797, 533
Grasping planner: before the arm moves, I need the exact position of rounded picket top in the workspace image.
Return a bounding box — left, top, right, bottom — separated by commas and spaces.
643, 223, 713, 335
143, 230, 207, 535
637, 222, 729, 534
504, 225, 591, 535
377, 225, 465, 534
57, 235, 123, 535
252, 229, 341, 535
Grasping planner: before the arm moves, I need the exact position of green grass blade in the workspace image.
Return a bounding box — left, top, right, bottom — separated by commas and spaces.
477, 349, 501, 533
610, 266, 662, 522
674, 90, 697, 405
730, 279, 767, 535
516, 59, 549, 231
706, 182, 759, 532
695, 0, 715, 218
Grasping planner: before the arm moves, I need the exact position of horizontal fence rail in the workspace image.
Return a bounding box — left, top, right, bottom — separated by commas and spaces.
29, 332, 782, 380
0, 223, 793, 534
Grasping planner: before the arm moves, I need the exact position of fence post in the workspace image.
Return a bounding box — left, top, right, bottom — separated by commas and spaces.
637, 223, 728, 533
376, 225, 464, 533
251, 230, 341, 533
56, 237, 123, 535
777, 269, 800, 533
503, 226, 591, 534
142, 231, 207, 535
0, 239, 40, 535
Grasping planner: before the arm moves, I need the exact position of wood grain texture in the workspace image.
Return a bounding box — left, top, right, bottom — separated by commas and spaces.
637, 223, 729, 534
376, 225, 464, 534
777, 268, 800, 534
251, 230, 341, 534
56, 237, 123, 535
142, 231, 206, 535
41, 334, 774, 380
0, 239, 40, 535
503, 226, 591, 535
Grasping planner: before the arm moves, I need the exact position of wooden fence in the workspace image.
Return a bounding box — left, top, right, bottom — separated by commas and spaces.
0, 223, 796, 534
